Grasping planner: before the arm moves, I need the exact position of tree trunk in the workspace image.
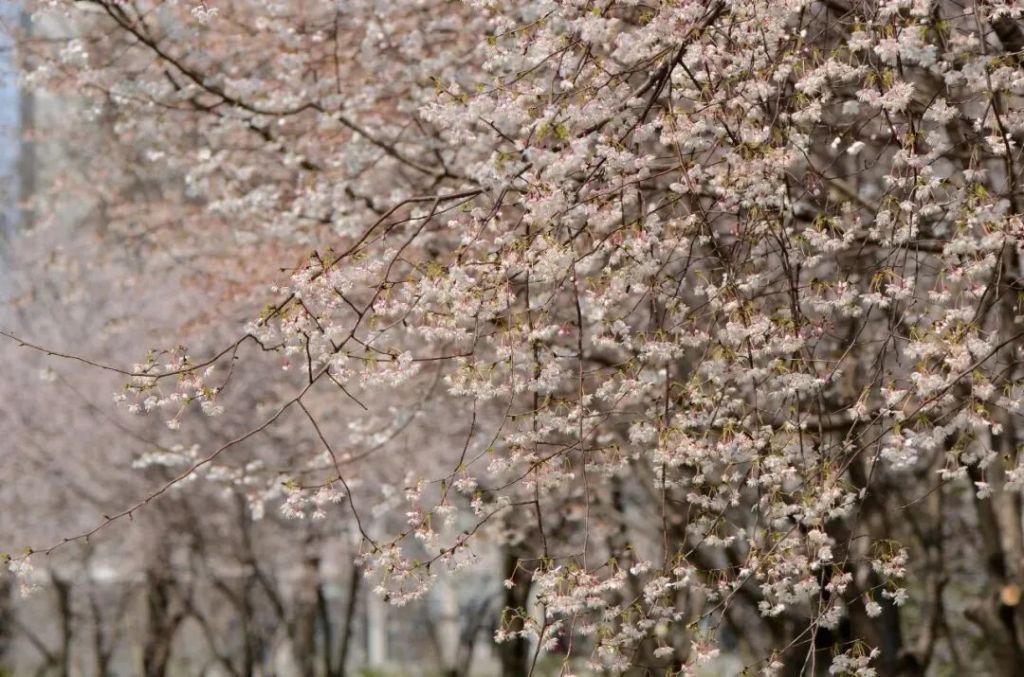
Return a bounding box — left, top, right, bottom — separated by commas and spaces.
51, 574, 72, 677
142, 566, 182, 677
331, 561, 361, 677
290, 552, 319, 677
497, 549, 531, 677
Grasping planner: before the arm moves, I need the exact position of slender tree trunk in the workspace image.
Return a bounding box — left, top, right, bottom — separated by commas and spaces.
0, 576, 13, 672
290, 552, 320, 677
142, 566, 182, 677
316, 581, 333, 677
51, 574, 72, 677
88, 586, 114, 677
497, 549, 531, 677
331, 561, 361, 677
240, 576, 257, 677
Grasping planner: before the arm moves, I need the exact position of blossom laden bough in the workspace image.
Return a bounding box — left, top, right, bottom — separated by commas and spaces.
7, 0, 1024, 673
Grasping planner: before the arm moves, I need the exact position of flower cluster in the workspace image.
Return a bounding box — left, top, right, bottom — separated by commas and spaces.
16, 0, 1024, 672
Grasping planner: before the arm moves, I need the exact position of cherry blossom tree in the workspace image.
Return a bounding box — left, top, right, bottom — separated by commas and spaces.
5, 0, 1024, 675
